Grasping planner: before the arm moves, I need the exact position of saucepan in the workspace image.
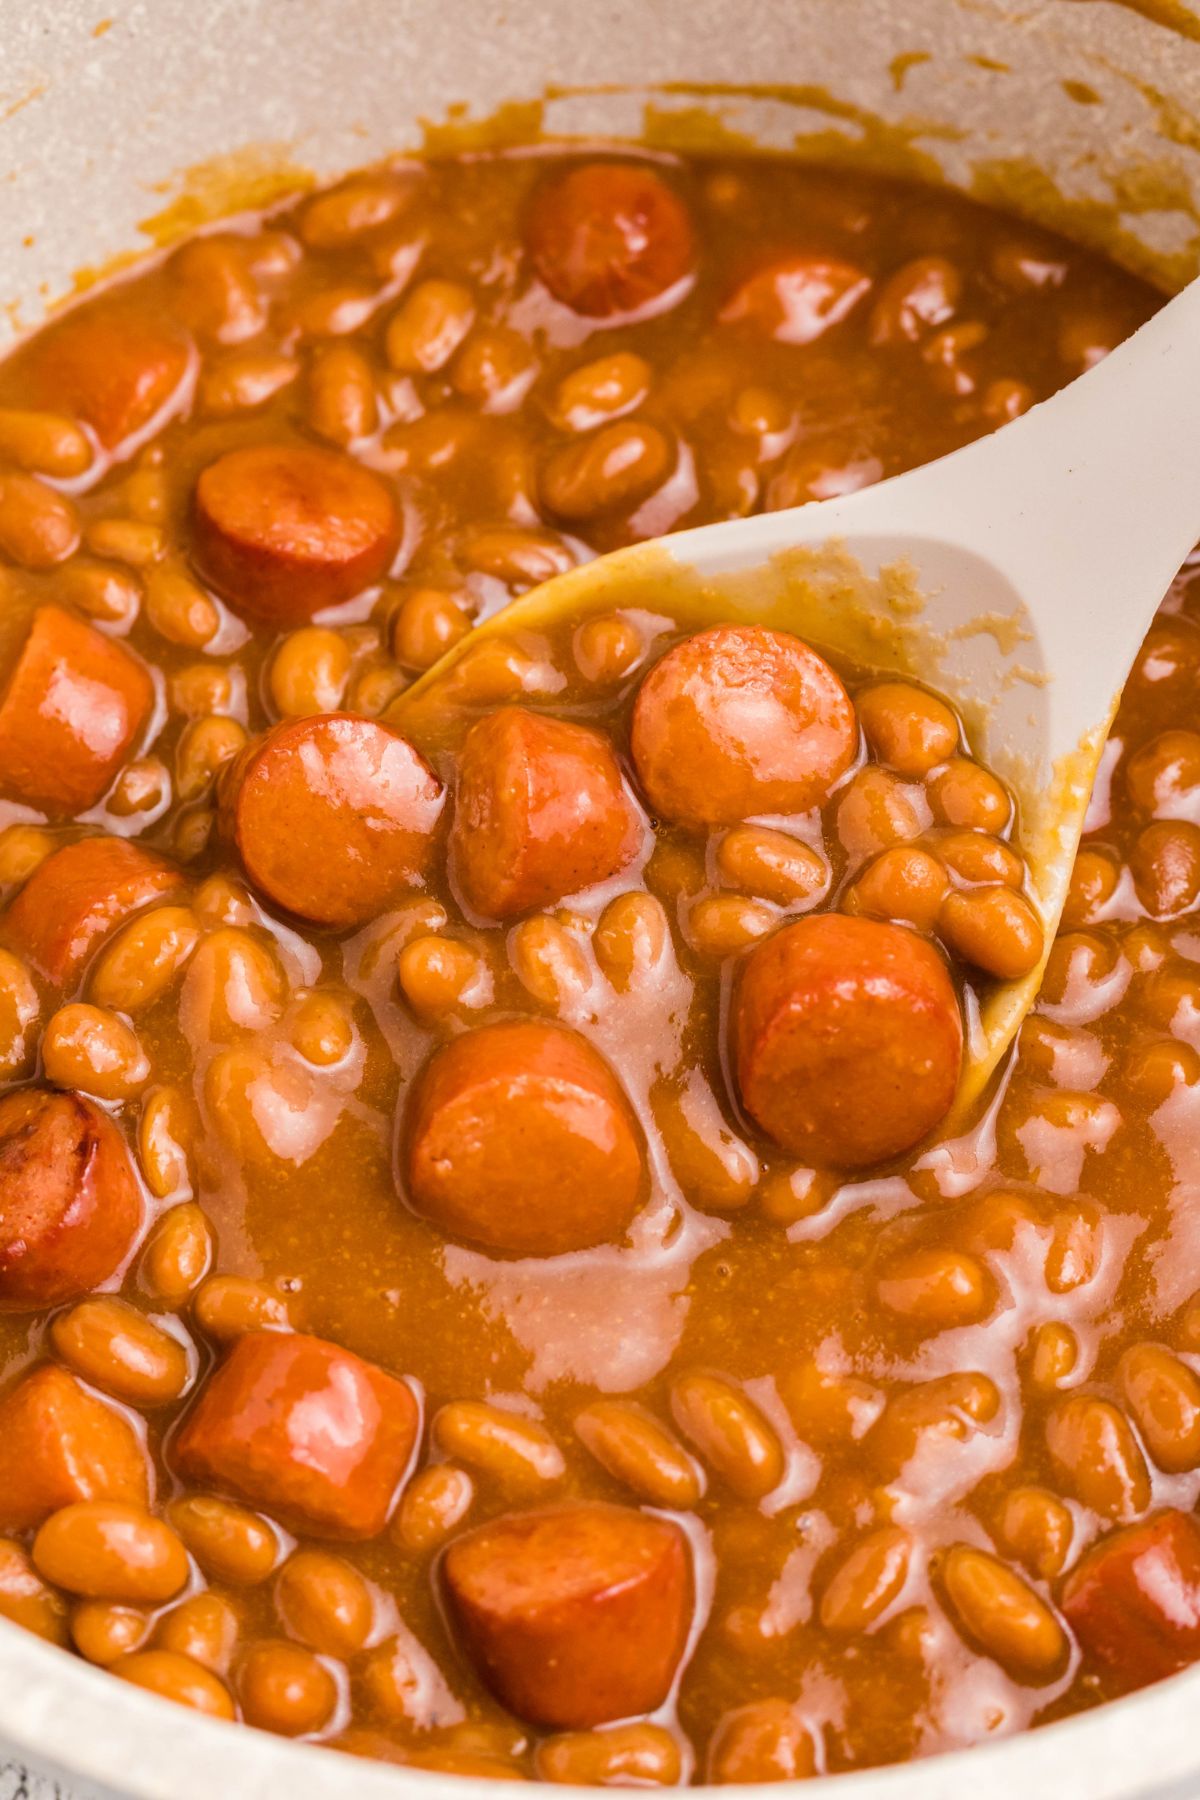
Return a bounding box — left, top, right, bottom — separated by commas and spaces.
1, 0, 1200, 1794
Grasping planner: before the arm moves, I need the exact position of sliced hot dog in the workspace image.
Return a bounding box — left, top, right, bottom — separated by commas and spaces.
630, 625, 857, 827
21, 301, 190, 451
403, 1019, 645, 1256
0, 1364, 149, 1531
452, 706, 644, 920
734, 914, 962, 1166
3, 837, 182, 987
526, 162, 695, 319
219, 713, 444, 927
174, 1329, 419, 1539
193, 443, 400, 624
0, 1088, 142, 1309
0, 606, 154, 815
1061, 1510, 1200, 1693
442, 1502, 691, 1728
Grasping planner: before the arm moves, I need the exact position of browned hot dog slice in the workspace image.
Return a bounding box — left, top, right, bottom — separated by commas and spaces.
174, 1330, 419, 1539
734, 913, 962, 1167
3, 837, 182, 986
1061, 1509, 1200, 1693
0, 1364, 149, 1531
0, 606, 154, 815
403, 1019, 644, 1256
0, 1088, 142, 1309
193, 442, 400, 624
526, 162, 695, 319
630, 625, 857, 827
452, 706, 644, 920
21, 301, 190, 451
442, 1502, 691, 1728
219, 713, 444, 926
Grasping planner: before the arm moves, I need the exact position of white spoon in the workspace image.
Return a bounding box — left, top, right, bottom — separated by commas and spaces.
397, 278, 1200, 1104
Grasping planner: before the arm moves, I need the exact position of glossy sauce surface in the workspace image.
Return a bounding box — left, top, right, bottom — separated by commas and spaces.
0, 146, 1189, 1782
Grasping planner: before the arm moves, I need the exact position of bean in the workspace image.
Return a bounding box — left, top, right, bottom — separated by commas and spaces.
509, 916, 591, 1011
168, 1495, 280, 1586
707, 1700, 817, 1783
398, 935, 490, 1016
0, 472, 79, 568
1045, 1199, 1103, 1294
432, 1400, 565, 1494
875, 1247, 993, 1328
85, 519, 164, 568
90, 907, 202, 1014
390, 587, 471, 671
540, 420, 673, 521
300, 174, 415, 248
307, 343, 378, 444
458, 525, 574, 588
820, 1527, 912, 1633
155, 1592, 239, 1673
118, 1648, 235, 1718
192, 873, 256, 928
655, 1075, 758, 1214
33, 1503, 188, 1603
0, 824, 55, 885
394, 1465, 474, 1552
857, 681, 959, 775
0, 1539, 68, 1644
71, 1600, 149, 1665
781, 1361, 883, 1451
573, 613, 644, 686
538, 1724, 682, 1786
42, 1003, 150, 1102
239, 1638, 337, 1736
140, 1202, 212, 1304
171, 662, 237, 719
845, 845, 947, 931
386, 280, 475, 373
995, 1486, 1074, 1580
51, 1300, 189, 1406
138, 1086, 199, 1203
868, 1372, 999, 1477
0, 948, 37, 1078
176, 715, 246, 801
287, 991, 355, 1067
670, 1371, 783, 1500
1044, 1393, 1150, 1520
58, 560, 142, 626
1027, 1321, 1079, 1393
717, 827, 827, 908
200, 351, 298, 416
937, 829, 1024, 888
1062, 847, 1120, 927
929, 759, 1011, 832
451, 325, 537, 412
939, 885, 1044, 980
170, 236, 264, 344
109, 758, 171, 819
269, 628, 352, 716
1117, 1342, 1200, 1473
275, 1550, 374, 1657
594, 892, 670, 990
685, 894, 775, 957
290, 281, 381, 339
145, 563, 220, 648
836, 766, 924, 863
0, 408, 92, 477
940, 1544, 1066, 1680
575, 1401, 703, 1507
1131, 820, 1200, 917
180, 928, 285, 1040
550, 353, 651, 432
193, 1275, 291, 1343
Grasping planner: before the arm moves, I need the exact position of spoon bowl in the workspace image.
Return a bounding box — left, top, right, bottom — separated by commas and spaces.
395, 277, 1200, 1106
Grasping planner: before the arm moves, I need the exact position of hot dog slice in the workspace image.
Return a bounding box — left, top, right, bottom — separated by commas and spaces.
630, 625, 857, 827
526, 163, 695, 319
1061, 1510, 1200, 1693
0, 606, 154, 815
403, 1019, 644, 1256
442, 1502, 691, 1728
0, 1089, 142, 1309
174, 1330, 419, 1539
4, 837, 182, 987
0, 1365, 149, 1531
21, 301, 190, 451
193, 443, 400, 624
734, 914, 962, 1166
452, 707, 644, 920
220, 713, 444, 927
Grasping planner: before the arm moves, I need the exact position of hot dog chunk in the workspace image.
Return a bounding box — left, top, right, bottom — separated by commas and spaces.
0, 1365, 149, 1531
22, 301, 190, 451
526, 162, 695, 319
734, 914, 962, 1166
631, 625, 857, 827
442, 1502, 691, 1728
174, 1330, 418, 1539
193, 443, 400, 625
220, 713, 444, 927
452, 707, 644, 920
1061, 1510, 1200, 1693
403, 1019, 645, 1256
0, 606, 154, 815
3, 837, 182, 987
0, 1089, 142, 1309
